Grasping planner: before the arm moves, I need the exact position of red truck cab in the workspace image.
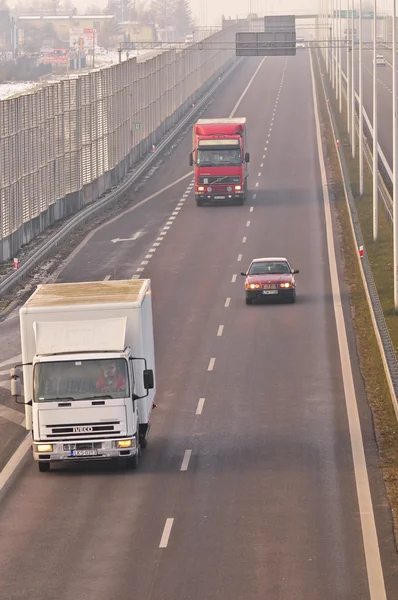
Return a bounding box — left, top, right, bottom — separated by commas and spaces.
189, 118, 250, 206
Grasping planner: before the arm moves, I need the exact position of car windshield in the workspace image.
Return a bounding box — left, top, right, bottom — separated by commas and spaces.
33, 358, 130, 402
197, 148, 242, 166
248, 261, 291, 275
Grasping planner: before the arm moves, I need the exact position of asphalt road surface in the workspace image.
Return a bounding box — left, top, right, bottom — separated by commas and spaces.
0, 51, 398, 599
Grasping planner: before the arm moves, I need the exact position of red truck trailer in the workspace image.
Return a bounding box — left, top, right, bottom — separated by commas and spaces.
189, 118, 250, 206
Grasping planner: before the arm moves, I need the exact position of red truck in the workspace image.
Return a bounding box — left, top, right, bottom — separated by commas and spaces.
189, 118, 250, 206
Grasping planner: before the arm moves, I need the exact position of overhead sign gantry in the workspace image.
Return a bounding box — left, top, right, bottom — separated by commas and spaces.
235, 15, 296, 57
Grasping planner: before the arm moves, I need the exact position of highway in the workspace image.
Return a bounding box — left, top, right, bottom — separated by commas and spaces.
0, 50, 398, 599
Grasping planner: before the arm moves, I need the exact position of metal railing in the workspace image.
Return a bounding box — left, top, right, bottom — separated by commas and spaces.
0, 25, 238, 262
315, 49, 398, 419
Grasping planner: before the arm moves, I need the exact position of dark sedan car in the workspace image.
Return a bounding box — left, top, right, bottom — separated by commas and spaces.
241, 257, 299, 304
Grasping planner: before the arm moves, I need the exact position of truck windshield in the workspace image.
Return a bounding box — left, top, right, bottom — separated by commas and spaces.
197, 148, 241, 166
33, 358, 130, 402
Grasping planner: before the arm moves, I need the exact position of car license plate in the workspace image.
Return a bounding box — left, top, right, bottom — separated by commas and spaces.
262, 290, 278, 295
214, 195, 225, 199
71, 449, 98, 457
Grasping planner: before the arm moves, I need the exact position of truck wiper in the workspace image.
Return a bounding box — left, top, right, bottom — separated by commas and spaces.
85, 394, 113, 400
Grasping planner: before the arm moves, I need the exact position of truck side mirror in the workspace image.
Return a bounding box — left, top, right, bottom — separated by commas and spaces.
293, 269, 299, 274
189, 152, 193, 167
10, 367, 22, 398
245, 152, 250, 163
143, 369, 154, 390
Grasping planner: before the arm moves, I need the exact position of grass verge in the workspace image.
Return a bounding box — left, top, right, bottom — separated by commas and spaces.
313, 51, 398, 546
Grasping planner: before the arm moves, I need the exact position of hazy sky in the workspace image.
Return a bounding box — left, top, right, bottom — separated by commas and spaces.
5, 1, 321, 25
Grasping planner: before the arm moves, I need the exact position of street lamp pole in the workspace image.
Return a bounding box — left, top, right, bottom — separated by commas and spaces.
359, 0, 364, 195
373, 0, 379, 241
351, 0, 355, 157
393, 0, 398, 307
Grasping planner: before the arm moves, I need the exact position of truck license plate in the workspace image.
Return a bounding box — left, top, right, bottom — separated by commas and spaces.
214, 195, 225, 199
71, 449, 98, 457
262, 290, 278, 295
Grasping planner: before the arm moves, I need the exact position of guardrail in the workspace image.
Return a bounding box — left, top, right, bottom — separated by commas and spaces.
0, 25, 238, 263
315, 49, 398, 420
0, 56, 242, 297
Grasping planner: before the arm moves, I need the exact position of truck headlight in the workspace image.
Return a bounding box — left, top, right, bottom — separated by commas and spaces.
36, 444, 53, 453
235, 185, 242, 191
116, 439, 134, 448
198, 186, 204, 191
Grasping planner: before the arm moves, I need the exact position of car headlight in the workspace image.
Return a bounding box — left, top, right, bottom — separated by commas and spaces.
248, 283, 260, 289
280, 282, 293, 288
36, 444, 53, 453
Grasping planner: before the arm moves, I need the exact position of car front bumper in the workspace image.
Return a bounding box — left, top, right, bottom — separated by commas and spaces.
246, 288, 295, 300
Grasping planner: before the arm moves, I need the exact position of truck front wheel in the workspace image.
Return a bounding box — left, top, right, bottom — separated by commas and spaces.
38, 462, 50, 472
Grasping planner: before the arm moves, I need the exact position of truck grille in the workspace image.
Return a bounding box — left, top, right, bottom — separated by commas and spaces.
198, 176, 240, 184
44, 421, 121, 439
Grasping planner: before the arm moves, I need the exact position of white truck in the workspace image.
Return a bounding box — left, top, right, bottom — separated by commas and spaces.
11, 279, 156, 472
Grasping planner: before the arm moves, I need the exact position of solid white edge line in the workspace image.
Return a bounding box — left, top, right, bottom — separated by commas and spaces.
217, 325, 224, 337
207, 358, 216, 371
229, 57, 267, 117
196, 397, 205, 415
159, 518, 174, 548
180, 449, 192, 471
309, 50, 387, 599
0, 434, 31, 501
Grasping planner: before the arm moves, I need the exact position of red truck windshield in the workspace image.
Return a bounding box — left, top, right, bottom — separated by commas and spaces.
197, 148, 242, 166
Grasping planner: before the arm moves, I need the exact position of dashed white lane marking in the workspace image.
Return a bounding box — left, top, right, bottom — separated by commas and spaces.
310, 49, 387, 599
163, 226, 170, 230
207, 358, 216, 371
242, 236, 247, 243
180, 449, 192, 471
217, 325, 224, 337
153, 242, 160, 247
224, 297, 231, 307
148, 248, 156, 253
253, 194, 257, 199
156, 237, 164, 241
136, 267, 145, 272
260, 163, 264, 167
246, 221, 250, 227
258, 172, 261, 176
141, 261, 149, 265
231, 274, 237, 283
262, 154, 265, 158
159, 518, 174, 548
103, 275, 111, 281
132, 274, 140, 279
255, 182, 259, 187
250, 206, 254, 212
237, 254, 242, 261
196, 397, 205, 415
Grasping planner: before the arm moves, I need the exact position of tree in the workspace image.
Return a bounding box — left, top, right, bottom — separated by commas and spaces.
174, 0, 193, 37
149, 0, 175, 28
